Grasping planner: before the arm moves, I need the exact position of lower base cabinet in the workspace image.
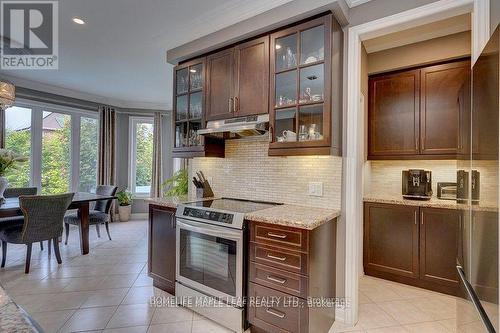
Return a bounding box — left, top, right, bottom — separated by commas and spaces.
363, 202, 461, 296
247, 220, 337, 333
148, 205, 176, 295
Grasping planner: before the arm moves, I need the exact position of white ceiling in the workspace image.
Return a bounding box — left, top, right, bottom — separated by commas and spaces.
0, 0, 300, 110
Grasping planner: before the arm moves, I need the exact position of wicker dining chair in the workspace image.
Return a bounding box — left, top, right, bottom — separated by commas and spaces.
0, 193, 74, 273
64, 185, 117, 244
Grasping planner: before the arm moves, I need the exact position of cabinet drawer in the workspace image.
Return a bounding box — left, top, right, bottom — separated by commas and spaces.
250, 243, 308, 275
251, 222, 308, 252
248, 282, 308, 333
249, 262, 308, 298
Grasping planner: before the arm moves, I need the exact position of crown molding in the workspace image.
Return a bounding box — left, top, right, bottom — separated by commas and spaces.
0, 74, 169, 110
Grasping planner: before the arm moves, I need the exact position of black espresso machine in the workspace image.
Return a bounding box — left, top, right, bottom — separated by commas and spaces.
402, 169, 432, 200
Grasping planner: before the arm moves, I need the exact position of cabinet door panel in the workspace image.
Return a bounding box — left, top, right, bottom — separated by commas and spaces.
364, 203, 419, 278
234, 36, 269, 117
206, 49, 233, 120
368, 70, 420, 157
148, 205, 176, 294
420, 61, 470, 155
420, 208, 460, 287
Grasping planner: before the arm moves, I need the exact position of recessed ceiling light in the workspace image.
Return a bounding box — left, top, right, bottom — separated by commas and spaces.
72, 17, 86, 25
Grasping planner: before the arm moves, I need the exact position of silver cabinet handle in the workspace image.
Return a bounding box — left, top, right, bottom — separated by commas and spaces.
228, 98, 233, 113
421, 211, 424, 225
267, 232, 287, 239
265, 308, 286, 319
234, 96, 239, 112
414, 211, 417, 225
266, 275, 287, 284
267, 253, 287, 261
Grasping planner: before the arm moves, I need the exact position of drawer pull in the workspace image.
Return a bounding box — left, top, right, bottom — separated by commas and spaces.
267, 253, 287, 261
266, 307, 286, 319
266, 275, 287, 284
267, 232, 287, 239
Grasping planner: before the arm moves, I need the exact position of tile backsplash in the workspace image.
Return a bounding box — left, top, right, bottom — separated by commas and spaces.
364, 160, 498, 205
189, 136, 342, 209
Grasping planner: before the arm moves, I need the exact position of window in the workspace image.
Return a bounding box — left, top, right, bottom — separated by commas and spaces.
4, 106, 32, 187
129, 117, 154, 196
41, 112, 71, 194
3, 102, 99, 194
79, 117, 98, 192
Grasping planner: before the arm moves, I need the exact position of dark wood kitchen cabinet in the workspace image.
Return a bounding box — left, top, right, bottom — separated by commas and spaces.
419, 207, 461, 289
268, 14, 343, 157
148, 204, 176, 294
364, 202, 461, 296
368, 59, 470, 160
363, 202, 419, 279
420, 60, 470, 155
247, 220, 337, 333
205, 36, 269, 121
173, 57, 224, 158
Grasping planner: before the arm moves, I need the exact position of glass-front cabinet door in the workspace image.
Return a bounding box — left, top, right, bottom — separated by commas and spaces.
269, 15, 332, 154
173, 58, 205, 154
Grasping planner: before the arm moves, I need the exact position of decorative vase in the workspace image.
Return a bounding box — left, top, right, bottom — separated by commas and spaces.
118, 204, 132, 222
0, 176, 8, 204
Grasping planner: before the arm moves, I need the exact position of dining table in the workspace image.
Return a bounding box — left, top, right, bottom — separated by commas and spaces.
0, 192, 116, 255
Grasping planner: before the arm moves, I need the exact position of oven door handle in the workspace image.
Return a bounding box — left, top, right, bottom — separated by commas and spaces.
176, 219, 242, 239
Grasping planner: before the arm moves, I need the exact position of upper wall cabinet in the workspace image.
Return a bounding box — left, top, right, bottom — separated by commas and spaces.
268, 14, 338, 156
206, 36, 269, 120
173, 58, 224, 158
368, 59, 470, 160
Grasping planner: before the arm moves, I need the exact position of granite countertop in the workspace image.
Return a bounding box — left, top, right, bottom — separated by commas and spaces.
244, 204, 340, 230
364, 195, 498, 212
146, 197, 340, 230
145, 196, 215, 209
0, 285, 41, 332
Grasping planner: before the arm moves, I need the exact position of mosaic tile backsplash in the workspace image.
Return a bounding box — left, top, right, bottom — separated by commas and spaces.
364, 160, 498, 205
188, 136, 342, 209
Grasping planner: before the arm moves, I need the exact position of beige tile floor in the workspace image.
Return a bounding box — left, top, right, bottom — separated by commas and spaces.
0, 220, 233, 333
330, 275, 459, 333
0, 219, 462, 333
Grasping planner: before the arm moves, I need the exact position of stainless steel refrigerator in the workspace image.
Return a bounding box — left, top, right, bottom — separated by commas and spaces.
456, 24, 499, 333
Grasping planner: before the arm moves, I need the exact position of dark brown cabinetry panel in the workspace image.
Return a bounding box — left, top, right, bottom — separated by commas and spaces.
364, 202, 419, 278
368, 59, 471, 160
420, 61, 470, 155
206, 49, 234, 121
364, 202, 461, 296
368, 70, 420, 157
419, 208, 460, 288
148, 205, 176, 294
233, 36, 270, 117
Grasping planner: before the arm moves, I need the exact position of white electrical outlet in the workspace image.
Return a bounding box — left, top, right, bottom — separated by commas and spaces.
308, 182, 323, 197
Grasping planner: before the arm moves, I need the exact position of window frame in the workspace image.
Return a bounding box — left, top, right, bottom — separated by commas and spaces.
5, 99, 99, 193
128, 116, 154, 197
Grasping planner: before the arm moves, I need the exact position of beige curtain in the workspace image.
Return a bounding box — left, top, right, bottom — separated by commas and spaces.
151, 112, 163, 198
98, 106, 116, 219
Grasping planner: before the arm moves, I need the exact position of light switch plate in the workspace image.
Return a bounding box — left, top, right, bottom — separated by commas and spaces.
308, 182, 323, 197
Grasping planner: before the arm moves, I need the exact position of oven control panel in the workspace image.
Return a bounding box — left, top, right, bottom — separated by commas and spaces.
182, 207, 234, 224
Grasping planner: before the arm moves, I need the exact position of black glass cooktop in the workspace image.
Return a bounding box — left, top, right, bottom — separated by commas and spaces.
189, 198, 279, 213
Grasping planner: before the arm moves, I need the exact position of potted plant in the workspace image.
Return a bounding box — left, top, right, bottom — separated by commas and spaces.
162, 169, 188, 197
0, 149, 28, 203
116, 189, 133, 222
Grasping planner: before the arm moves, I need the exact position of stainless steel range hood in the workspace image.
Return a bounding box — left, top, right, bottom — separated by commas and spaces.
197, 114, 269, 138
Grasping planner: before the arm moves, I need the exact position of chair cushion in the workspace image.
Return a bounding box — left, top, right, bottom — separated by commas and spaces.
0, 225, 24, 244
64, 210, 110, 225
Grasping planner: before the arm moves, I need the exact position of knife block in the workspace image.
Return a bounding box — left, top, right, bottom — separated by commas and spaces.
196, 181, 214, 198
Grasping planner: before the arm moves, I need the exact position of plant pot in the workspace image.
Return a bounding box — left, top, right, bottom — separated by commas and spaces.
118, 204, 132, 222
0, 176, 9, 204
